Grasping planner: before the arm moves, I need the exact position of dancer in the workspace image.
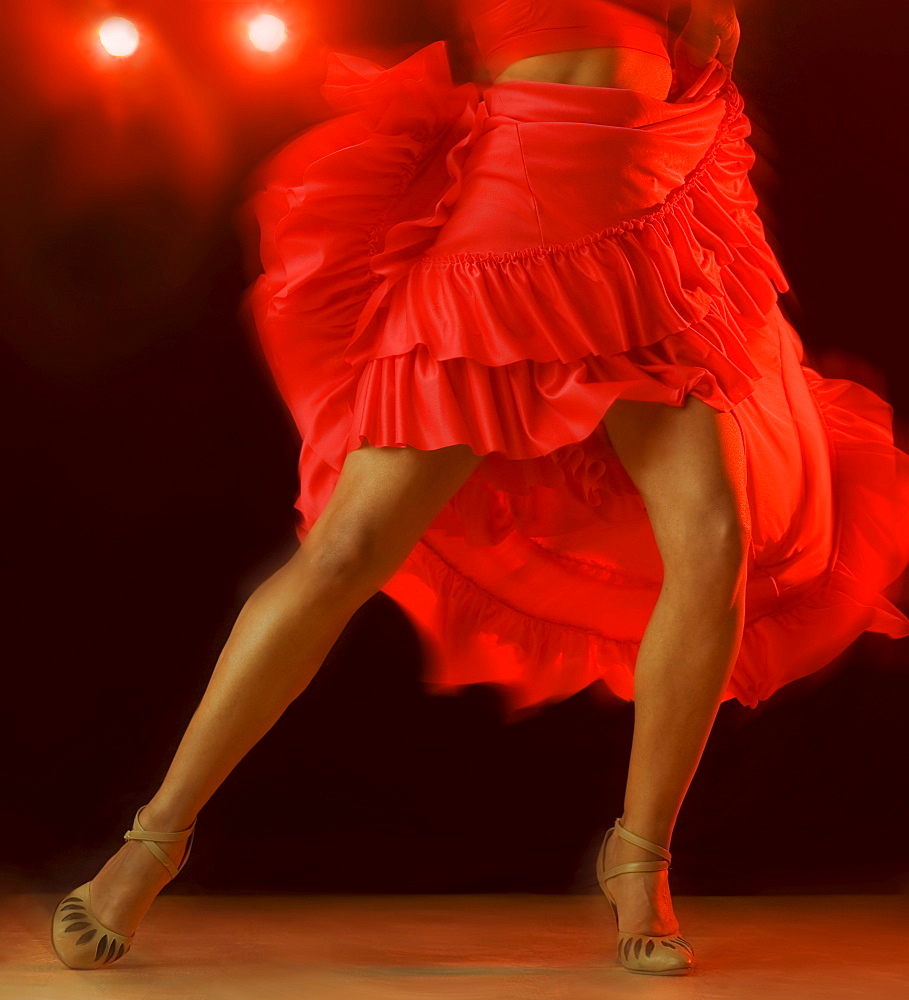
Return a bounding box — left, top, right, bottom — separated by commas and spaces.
52, 0, 909, 977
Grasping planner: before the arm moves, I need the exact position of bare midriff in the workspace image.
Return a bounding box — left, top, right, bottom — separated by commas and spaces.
494, 46, 673, 100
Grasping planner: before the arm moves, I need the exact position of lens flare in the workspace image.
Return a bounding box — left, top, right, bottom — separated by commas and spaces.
98, 16, 140, 58
248, 14, 286, 53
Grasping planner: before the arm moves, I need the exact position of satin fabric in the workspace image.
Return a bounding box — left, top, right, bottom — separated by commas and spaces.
241, 40, 909, 722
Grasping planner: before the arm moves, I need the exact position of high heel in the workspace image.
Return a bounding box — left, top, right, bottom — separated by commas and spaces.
596, 816, 694, 976
50, 804, 197, 969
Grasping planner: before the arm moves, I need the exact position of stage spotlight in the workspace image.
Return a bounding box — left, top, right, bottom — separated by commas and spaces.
248, 13, 287, 52
98, 16, 140, 58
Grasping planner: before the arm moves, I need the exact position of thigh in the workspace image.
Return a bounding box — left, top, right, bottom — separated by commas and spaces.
304, 440, 485, 573
602, 395, 751, 553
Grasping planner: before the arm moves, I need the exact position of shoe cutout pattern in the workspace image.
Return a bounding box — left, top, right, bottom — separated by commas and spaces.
50, 882, 133, 969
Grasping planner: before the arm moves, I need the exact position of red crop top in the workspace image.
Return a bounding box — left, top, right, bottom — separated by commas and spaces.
463, 0, 672, 79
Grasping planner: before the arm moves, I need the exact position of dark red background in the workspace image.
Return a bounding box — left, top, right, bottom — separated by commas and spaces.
2, 1, 908, 896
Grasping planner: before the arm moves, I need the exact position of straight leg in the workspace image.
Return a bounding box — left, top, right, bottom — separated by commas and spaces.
599, 394, 750, 934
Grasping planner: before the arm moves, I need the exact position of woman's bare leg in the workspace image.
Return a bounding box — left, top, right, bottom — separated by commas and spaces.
86, 440, 484, 938
599, 394, 750, 935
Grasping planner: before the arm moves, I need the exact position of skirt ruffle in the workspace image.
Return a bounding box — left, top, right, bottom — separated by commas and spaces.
240, 40, 909, 722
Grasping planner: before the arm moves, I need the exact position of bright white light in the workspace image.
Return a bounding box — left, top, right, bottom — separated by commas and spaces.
248, 13, 286, 52
98, 16, 140, 58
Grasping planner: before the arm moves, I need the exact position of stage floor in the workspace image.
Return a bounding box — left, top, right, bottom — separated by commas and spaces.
5, 892, 909, 998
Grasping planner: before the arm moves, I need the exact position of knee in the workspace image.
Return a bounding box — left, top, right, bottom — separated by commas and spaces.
293, 525, 401, 599
701, 512, 750, 571
659, 502, 750, 589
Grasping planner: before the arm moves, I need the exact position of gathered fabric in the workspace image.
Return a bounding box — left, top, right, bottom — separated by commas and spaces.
241, 40, 909, 722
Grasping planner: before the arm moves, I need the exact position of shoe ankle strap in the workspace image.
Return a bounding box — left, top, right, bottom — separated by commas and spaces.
123, 805, 196, 842
122, 805, 197, 880
600, 858, 670, 882
614, 817, 672, 862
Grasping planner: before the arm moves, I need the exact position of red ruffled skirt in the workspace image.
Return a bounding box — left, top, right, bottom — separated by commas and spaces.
240, 40, 909, 722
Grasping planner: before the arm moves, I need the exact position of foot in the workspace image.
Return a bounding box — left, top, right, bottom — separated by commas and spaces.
86, 805, 192, 939
600, 820, 680, 937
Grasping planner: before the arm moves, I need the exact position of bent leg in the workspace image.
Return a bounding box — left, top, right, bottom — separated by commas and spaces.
599, 394, 750, 934
88, 441, 484, 936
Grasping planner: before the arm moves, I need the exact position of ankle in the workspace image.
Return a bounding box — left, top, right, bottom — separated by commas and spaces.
140, 800, 197, 833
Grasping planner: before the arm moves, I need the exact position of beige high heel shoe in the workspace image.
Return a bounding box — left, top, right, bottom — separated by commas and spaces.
596, 817, 694, 975
51, 804, 197, 969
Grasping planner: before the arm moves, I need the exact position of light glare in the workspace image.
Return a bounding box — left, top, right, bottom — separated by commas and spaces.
248, 14, 287, 53
99, 16, 140, 58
